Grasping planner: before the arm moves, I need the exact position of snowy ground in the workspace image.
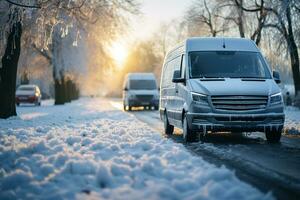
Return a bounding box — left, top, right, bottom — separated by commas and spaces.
0, 98, 274, 200
284, 106, 300, 135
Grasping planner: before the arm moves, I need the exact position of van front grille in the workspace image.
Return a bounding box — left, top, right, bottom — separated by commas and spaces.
211, 95, 268, 111
136, 95, 153, 101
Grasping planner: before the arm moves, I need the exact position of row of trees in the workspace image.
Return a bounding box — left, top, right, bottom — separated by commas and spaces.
184, 0, 300, 95
107, 0, 299, 100
0, 0, 138, 118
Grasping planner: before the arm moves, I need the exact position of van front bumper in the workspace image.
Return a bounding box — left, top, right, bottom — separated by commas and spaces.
128, 99, 159, 107
186, 112, 285, 132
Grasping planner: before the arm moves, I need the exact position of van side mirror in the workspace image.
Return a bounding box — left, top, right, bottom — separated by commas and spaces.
273, 71, 281, 84
172, 70, 185, 83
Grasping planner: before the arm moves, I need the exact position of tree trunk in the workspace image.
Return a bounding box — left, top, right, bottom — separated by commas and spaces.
288, 38, 300, 95
21, 70, 30, 84
54, 77, 66, 105
286, 2, 300, 95
236, 0, 245, 38
65, 79, 71, 103
0, 21, 22, 119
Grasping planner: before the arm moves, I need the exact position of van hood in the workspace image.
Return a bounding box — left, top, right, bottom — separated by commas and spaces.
189, 78, 280, 96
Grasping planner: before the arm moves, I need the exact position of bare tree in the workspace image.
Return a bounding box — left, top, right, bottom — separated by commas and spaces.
185, 0, 228, 37
0, 4, 22, 118
0, 0, 139, 118
232, 0, 268, 45
236, 0, 300, 95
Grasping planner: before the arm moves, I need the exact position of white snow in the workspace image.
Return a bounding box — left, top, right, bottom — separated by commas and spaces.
0, 98, 275, 199
284, 106, 300, 135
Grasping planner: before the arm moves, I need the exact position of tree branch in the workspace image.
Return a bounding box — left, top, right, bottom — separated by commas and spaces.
234, 0, 261, 12
4, 0, 41, 9
32, 44, 52, 64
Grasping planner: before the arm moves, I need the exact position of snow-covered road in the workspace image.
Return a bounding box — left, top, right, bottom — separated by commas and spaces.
110, 100, 300, 200
0, 98, 298, 200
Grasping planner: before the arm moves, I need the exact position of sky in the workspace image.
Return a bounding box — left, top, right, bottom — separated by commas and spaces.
129, 0, 193, 40
110, 0, 193, 67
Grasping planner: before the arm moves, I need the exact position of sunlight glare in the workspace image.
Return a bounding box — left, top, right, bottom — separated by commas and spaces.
110, 42, 128, 69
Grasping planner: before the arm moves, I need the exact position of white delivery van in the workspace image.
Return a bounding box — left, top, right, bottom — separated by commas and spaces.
123, 73, 159, 111
160, 37, 284, 143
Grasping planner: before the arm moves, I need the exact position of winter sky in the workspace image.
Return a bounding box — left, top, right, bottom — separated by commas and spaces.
111, 0, 193, 65
131, 0, 193, 40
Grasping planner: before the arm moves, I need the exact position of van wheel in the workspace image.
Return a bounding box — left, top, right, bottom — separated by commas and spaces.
265, 129, 282, 143
128, 106, 132, 111
123, 104, 127, 111
183, 114, 199, 143
164, 112, 174, 135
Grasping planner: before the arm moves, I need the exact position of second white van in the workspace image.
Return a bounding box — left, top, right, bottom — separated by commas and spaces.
123, 73, 159, 111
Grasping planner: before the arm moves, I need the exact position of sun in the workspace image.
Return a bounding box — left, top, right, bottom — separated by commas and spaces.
109, 42, 128, 69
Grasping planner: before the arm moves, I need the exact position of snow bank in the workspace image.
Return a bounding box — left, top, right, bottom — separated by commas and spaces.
0, 98, 273, 199
284, 106, 300, 135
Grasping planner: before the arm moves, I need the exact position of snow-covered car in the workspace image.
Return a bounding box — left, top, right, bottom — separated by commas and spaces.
15, 85, 42, 106
123, 73, 159, 111
160, 37, 285, 143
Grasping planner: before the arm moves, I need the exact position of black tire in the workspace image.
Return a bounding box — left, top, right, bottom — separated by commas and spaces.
183, 114, 199, 143
128, 106, 132, 111
123, 104, 127, 111
164, 112, 174, 135
265, 129, 282, 143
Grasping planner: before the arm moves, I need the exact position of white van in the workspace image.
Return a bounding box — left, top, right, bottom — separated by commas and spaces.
123, 73, 159, 111
160, 37, 285, 143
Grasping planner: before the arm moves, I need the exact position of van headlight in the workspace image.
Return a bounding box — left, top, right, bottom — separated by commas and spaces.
191, 92, 209, 105
270, 92, 283, 105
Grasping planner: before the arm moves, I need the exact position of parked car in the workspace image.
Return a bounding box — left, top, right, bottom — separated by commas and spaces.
123, 73, 159, 111
160, 37, 285, 143
16, 85, 42, 106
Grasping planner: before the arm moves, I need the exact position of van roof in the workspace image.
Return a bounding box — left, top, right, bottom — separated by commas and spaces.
126, 73, 156, 80
165, 37, 260, 61
186, 37, 259, 52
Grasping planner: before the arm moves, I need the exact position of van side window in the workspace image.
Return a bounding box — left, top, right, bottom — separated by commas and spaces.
173, 56, 181, 72
161, 56, 181, 88
181, 54, 186, 78
162, 62, 172, 88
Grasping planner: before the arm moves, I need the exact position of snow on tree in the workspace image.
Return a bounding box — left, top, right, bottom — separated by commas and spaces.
0, 0, 139, 117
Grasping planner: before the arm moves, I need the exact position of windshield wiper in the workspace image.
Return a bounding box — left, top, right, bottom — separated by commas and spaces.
199, 76, 225, 79
198, 76, 226, 81
231, 76, 266, 79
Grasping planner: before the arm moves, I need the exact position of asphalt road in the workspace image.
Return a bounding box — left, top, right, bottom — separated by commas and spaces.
110, 100, 300, 200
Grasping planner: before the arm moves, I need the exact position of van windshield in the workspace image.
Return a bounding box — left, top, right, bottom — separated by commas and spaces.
18, 87, 35, 91
130, 80, 157, 90
189, 51, 271, 79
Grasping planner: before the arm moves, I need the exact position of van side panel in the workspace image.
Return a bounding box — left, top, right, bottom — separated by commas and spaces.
160, 45, 186, 126
160, 60, 176, 121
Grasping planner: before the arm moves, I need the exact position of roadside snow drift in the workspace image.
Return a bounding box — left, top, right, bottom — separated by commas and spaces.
0, 98, 273, 200
285, 106, 300, 135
